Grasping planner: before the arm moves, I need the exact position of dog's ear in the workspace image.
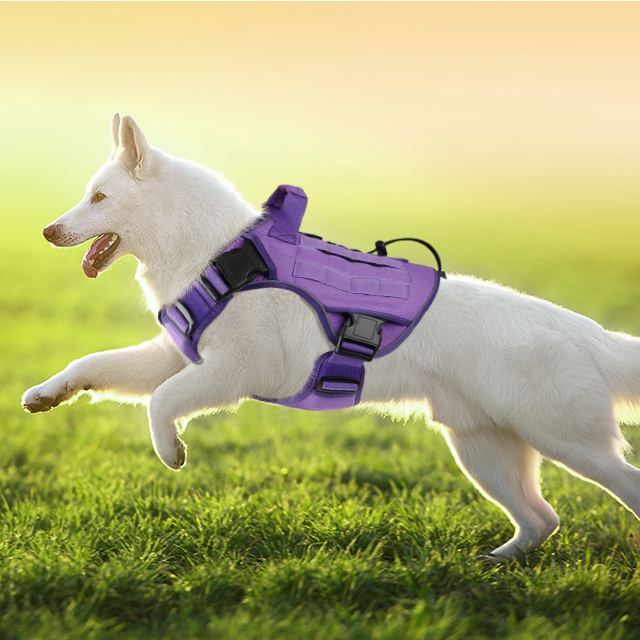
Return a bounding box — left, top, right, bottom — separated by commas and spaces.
118, 115, 150, 173
109, 112, 121, 160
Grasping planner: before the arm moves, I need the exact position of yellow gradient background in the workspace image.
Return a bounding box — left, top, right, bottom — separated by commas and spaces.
1, 2, 640, 327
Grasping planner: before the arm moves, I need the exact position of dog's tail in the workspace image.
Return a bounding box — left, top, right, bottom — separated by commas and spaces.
594, 329, 640, 422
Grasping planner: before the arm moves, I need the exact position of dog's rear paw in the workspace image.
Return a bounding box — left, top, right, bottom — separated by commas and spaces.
476, 553, 514, 565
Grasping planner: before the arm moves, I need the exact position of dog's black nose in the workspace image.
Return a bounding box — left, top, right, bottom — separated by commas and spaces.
43, 224, 57, 242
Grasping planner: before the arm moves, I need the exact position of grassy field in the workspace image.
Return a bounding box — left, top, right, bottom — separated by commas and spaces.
5, 200, 640, 639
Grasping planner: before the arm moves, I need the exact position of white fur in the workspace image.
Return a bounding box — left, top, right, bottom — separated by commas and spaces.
22, 114, 640, 561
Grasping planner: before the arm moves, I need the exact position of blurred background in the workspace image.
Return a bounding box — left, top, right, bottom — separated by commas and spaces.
1, 2, 640, 377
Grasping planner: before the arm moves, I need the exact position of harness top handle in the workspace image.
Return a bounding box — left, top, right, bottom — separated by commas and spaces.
266, 185, 309, 244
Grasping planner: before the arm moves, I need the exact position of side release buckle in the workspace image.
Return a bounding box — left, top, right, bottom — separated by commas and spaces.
335, 313, 384, 362
199, 240, 269, 302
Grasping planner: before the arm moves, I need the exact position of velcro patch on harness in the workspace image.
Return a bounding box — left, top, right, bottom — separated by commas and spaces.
293, 241, 410, 299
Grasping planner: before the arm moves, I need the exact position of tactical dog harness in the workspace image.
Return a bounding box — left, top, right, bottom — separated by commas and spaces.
158, 185, 443, 410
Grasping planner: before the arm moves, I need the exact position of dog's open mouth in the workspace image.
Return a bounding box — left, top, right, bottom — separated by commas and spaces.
82, 233, 121, 278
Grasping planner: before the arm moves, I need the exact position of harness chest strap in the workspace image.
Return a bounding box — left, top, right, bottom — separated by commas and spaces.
158, 185, 442, 411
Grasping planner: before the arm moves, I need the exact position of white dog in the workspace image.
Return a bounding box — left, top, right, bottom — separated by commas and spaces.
22, 114, 640, 561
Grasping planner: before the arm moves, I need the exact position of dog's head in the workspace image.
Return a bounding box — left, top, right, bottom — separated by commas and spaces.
43, 113, 158, 278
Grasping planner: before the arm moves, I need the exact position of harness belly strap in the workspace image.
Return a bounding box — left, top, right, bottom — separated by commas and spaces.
158, 185, 442, 411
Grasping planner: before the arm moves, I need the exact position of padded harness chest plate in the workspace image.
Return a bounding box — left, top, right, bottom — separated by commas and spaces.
158, 185, 441, 410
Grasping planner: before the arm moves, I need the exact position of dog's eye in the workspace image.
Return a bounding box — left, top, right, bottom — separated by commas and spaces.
91, 192, 106, 203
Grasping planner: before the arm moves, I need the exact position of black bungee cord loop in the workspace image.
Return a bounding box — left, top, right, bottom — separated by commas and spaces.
370, 237, 446, 279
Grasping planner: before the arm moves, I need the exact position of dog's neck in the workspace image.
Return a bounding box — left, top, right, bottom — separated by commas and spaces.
132, 166, 260, 312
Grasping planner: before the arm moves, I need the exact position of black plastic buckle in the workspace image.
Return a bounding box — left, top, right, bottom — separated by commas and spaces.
214, 240, 269, 291
197, 240, 269, 303
335, 313, 384, 362
162, 301, 195, 338
315, 376, 361, 395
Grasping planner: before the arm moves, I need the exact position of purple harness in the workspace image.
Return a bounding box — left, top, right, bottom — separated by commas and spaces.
158, 185, 442, 410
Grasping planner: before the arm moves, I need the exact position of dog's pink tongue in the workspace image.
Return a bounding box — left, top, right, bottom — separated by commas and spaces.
82, 257, 99, 279
82, 234, 111, 278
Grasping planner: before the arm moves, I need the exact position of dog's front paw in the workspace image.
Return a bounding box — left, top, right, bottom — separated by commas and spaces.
21, 381, 75, 413
155, 434, 187, 471
22, 387, 59, 413
174, 436, 187, 469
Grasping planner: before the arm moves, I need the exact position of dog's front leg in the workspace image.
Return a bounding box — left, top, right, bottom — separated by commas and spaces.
22, 336, 186, 413
147, 352, 250, 470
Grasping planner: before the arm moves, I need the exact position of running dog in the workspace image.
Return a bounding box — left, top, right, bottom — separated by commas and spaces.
22, 114, 640, 561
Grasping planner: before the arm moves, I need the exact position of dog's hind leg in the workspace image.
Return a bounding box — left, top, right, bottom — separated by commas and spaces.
444, 427, 560, 562
528, 417, 640, 521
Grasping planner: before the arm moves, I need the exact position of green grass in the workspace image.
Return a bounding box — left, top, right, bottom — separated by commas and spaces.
5, 203, 640, 639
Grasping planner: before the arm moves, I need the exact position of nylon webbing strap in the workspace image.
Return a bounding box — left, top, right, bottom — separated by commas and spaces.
158, 239, 268, 362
